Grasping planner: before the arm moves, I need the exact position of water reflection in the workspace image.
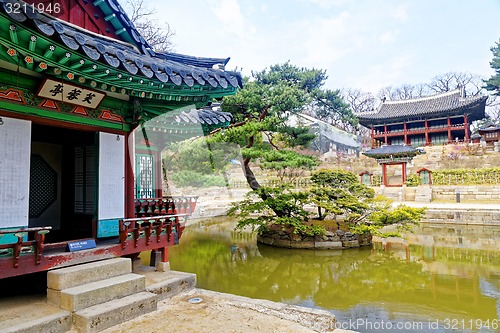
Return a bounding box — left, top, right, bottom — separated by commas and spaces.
169, 217, 500, 333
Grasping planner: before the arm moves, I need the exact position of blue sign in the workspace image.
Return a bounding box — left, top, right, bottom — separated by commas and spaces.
67, 239, 97, 252
97, 219, 120, 238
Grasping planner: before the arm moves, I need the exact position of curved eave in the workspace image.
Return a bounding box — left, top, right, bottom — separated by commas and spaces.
362, 145, 418, 159
0, 11, 240, 102
0, 4, 242, 92
91, 0, 154, 56
357, 95, 488, 127
363, 152, 419, 159
156, 52, 230, 69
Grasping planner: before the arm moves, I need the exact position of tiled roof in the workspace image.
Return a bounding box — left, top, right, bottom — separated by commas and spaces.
150, 103, 233, 128
2, 0, 242, 90
320, 129, 359, 149
357, 90, 487, 126
478, 124, 500, 132
363, 144, 418, 157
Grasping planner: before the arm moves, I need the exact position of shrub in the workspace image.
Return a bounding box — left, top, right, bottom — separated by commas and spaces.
171, 170, 227, 187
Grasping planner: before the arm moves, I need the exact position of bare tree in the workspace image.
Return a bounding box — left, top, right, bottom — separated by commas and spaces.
485, 94, 500, 121
428, 72, 483, 96
341, 88, 376, 113
124, 0, 175, 52
377, 83, 431, 101
341, 88, 377, 149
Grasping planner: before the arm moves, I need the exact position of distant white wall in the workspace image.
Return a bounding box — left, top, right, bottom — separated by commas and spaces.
0, 117, 31, 228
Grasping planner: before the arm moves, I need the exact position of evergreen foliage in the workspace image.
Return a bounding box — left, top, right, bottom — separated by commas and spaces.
485, 39, 500, 95
230, 169, 425, 238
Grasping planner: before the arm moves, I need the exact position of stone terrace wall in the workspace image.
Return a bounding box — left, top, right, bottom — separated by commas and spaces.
431, 186, 500, 202
423, 209, 500, 226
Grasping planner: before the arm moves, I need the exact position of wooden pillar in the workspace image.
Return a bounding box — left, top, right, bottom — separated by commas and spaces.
424, 119, 429, 145
125, 132, 136, 219
402, 162, 407, 184
382, 163, 387, 186
161, 246, 169, 262
371, 126, 375, 148
464, 114, 469, 142
403, 121, 408, 145
155, 151, 162, 198
384, 124, 388, 145
447, 116, 452, 143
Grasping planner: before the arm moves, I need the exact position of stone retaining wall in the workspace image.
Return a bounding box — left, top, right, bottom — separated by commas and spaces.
423, 209, 500, 225
374, 185, 500, 203
257, 229, 372, 249
431, 185, 500, 201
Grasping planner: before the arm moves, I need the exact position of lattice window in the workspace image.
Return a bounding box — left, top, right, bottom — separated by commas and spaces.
135, 154, 155, 198
74, 145, 95, 214
29, 154, 57, 217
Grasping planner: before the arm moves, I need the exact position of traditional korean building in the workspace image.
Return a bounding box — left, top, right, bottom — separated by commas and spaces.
363, 145, 419, 187
287, 113, 361, 155
0, 0, 241, 279
357, 89, 488, 148
477, 123, 500, 146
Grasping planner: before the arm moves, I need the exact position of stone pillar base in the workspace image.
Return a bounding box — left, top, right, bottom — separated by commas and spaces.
156, 261, 170, 272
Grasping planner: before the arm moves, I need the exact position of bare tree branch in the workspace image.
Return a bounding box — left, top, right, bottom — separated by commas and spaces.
124, 0, 176, 52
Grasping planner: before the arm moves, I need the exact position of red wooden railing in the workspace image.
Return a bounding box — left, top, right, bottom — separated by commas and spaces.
134, 196, 198, 217
118, 214, 188, 250
0, 195, 198, 279
0, 227, 51, 268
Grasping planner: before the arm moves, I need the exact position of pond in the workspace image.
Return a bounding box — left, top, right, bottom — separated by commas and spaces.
168, 217, 500, 333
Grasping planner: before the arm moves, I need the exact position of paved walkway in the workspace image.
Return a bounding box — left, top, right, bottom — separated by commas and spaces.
100, 288, 354, 333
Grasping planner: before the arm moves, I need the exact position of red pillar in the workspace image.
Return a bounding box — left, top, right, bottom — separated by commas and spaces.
402, 162, 407, 184
464, 114, 469, 142
371, 126, 375, 148
125, 132, 136, 219
384, 124, 388, 145
382, 164, 387, 186
404, 121, 408, 145
155, 151, 162, 198
161, 246, 169, 262
447, 116, 452, 143
424, 120, 429, 145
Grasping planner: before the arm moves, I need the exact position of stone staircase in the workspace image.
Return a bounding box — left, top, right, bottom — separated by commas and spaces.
414, 186, 433, 203
11, 257, 195, 333
0, 258, 196, 333
47, 258, 157, 333
378, 186, 405, 201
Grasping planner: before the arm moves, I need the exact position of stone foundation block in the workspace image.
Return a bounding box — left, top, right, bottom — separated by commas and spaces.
315, 241, 343, 249
342, 240, 360, 248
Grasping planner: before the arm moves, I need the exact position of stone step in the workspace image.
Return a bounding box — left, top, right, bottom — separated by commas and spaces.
47, 258, 132, 291
48, 273, 146, 311
0, 311, 72, 333
145, 271, 196, 301
73, 291, 157, 333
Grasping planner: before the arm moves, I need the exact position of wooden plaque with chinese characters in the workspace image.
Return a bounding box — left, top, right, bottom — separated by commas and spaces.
37, 79, 106, 109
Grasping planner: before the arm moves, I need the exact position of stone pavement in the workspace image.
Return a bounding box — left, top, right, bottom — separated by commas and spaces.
99, 288, 356, 333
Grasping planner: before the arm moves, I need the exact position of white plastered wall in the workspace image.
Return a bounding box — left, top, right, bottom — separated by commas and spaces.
98, 132, 125, 220
0, 117, 31, 228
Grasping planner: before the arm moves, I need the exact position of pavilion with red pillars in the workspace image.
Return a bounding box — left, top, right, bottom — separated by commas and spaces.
357, 89, 487, 148
363, 145, 419, 187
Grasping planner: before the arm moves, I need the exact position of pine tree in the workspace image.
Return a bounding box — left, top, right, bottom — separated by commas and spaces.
485, 39, 500, 95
